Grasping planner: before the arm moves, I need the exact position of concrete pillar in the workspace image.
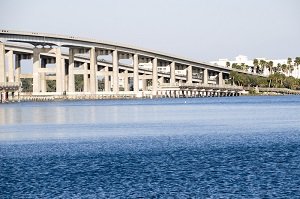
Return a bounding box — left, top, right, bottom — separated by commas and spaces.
61, 58, 66, 93
1, 92, 7, 102
83, 62, 89, 92
6, 50, 14, 83
170, 61, 175, 85
55, 47, 63, 93
40, 73, 46, 93
203, 68, 208, 85
68, 49, 75, 93
159, 76, 164, 85
133, 54, 139, 94
187, 65, 192, 84
104, 66, 109, 92
0, 43, 5, 83
33, 48, 40, 93
152, 57, 158, 96
90, 47, 97, 94
124, 70, 129, 91
112, 50, 119, 94
15, 54, 21, 85
218, 72, 223, 86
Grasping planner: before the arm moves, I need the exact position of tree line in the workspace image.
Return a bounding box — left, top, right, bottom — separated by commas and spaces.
230, 71, 300, 90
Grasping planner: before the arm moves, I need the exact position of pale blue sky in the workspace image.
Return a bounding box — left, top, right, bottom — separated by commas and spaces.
0, 0, 299, 61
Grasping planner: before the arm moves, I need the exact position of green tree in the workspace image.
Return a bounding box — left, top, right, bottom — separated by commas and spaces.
47, 80, 56, 92
75, 75, 84, 92
226, 61, 230, 68
294, 57, 300, 77
267, 61, 274, 75
253, 58, 259, 74
21, 78, 33, 92
259, 60, 267, 74
287, 57, 293, 76
281, 64, 288, 74
276, 63, 282, 73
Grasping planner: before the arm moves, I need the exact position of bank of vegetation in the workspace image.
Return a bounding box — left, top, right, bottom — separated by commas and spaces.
230, 71, 300, 90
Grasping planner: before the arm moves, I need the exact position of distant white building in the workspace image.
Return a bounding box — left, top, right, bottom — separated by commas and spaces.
210, 55, 300, 78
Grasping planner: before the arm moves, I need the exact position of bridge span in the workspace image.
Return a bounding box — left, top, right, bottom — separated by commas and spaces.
0, 30, 252, 102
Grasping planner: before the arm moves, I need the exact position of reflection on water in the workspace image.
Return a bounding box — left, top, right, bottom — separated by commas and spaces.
1, 96, 300, 141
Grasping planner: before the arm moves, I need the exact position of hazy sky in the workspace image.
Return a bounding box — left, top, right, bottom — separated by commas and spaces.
0, 0, 299, 61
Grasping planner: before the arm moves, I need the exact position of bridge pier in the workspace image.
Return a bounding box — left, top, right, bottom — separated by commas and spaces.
152, 57, 158, 97
112, 49, 119, 95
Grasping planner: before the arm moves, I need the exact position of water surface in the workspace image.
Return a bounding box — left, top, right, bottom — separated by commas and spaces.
1, 96, 300, 198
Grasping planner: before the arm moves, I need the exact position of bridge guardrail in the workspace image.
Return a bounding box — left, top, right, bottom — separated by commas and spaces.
160, 83, 243, 91
0, 82, 20, 89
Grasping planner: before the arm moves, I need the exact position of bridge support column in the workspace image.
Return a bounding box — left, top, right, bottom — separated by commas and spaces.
104, 66, 110, 92
15, 54, 21, 86
124, 70, 129, 92
40, 58, 47, 93
112, 50, 119, 94
170, 61, 175, 86
6, 50, 14, 83
61, 58, 66, 93
68, 49, 75, 93
158, 76, 164, 85
33, 48, 41, 94
56, 47, 63, 94
6, 50, 14, 100
218, 72, 223, 86
90, 47, 97, 94
152, 57, 158, 97
1, 91, 7, 103
133, 54, 139, 96
83, 62, 89, 93
187, 65, 192, 84
0, 43, 5, 83
203, 68, 208, 85
142, 79, 147, 92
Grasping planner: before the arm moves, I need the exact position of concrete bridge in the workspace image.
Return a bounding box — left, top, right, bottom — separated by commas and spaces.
0, 30, 252, 102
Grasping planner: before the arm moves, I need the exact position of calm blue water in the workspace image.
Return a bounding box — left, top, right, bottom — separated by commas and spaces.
1, 96, 300, 198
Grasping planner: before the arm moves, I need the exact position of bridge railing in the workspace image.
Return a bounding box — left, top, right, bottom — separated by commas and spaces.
0, 82, 20, 89
160, 83, 243, 90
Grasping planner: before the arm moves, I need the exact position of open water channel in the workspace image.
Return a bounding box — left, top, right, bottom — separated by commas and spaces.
1, 96, 300, 198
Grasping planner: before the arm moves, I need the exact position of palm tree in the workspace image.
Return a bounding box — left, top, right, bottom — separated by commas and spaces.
281, 64, 288, 74
295, 57, 300, 66
267, 61, 274, 75
226, 61, 231, 68
276, 63, 282, 73
287, 57, 292, 76
253, 59, 259, 74
294, 57, 300, 78
259, 60, 267, 74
